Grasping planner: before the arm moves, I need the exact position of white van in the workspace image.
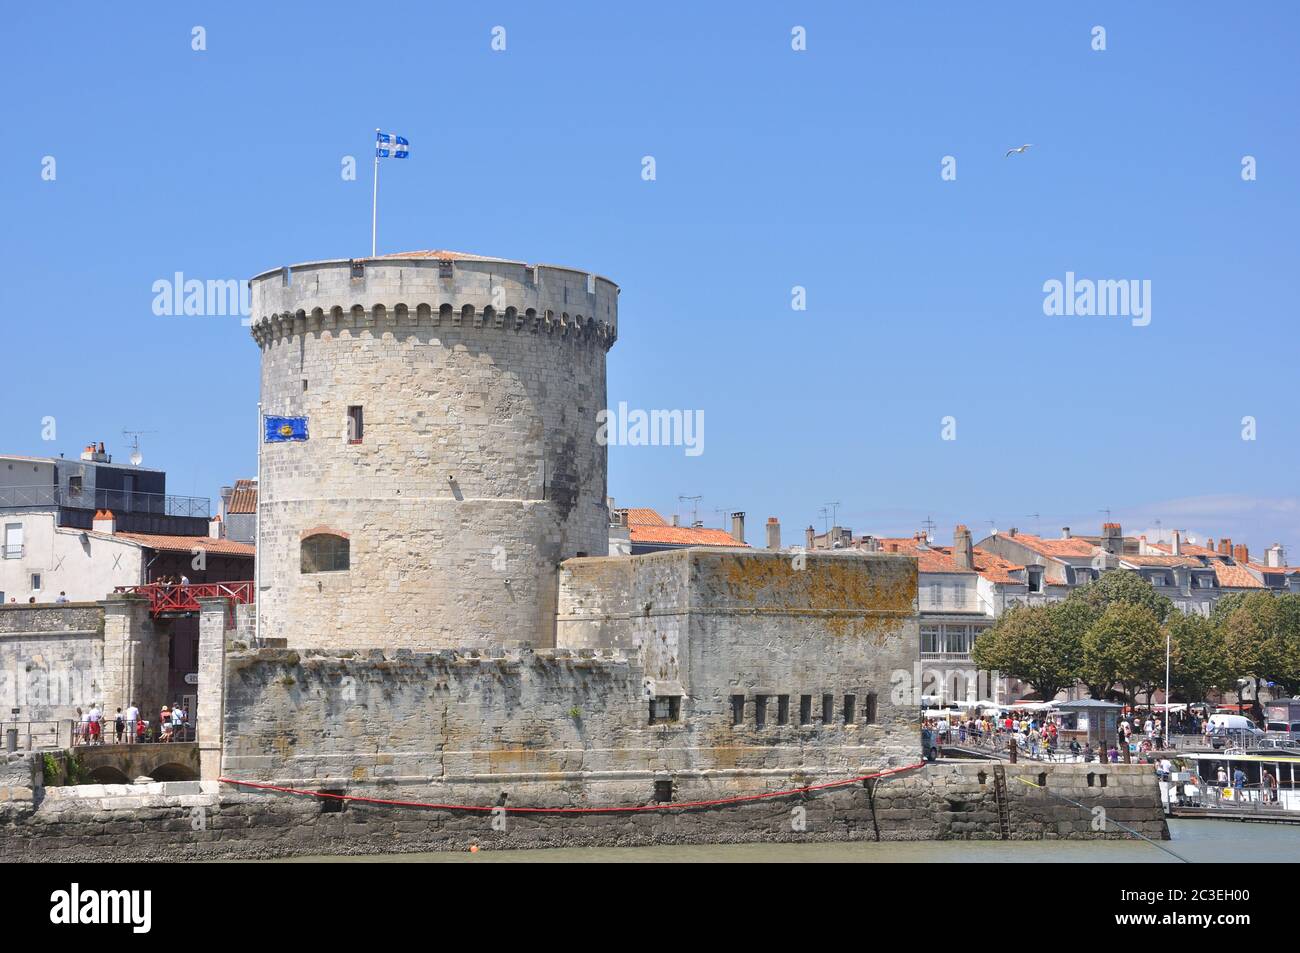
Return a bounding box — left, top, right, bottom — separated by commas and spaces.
1207, 713, 1264, 748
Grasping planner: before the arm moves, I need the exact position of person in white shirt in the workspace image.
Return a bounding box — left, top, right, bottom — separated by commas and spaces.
88, 704, 102, 745
125, 702, 140, 744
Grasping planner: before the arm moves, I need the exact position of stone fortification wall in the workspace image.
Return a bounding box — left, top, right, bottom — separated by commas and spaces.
249, 253, 617, 650
0, 762, 1167, 861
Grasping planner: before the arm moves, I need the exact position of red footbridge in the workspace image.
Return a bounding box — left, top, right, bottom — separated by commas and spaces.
112, 581, 254, 617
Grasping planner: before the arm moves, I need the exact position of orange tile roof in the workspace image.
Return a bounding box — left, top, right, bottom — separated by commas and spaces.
1120, 554, 1202, 568
629, 524, 747, 548
872, 538, 1025, 584
997, 533, 1100, 559
624, 508, 667, 527
1246, 562, 1300, 577
114, 533, 255, 557
1212, 562, 1264, 589
622, 507, 746, 547
1148, 541, 1218, 559
227, 479, 257, 514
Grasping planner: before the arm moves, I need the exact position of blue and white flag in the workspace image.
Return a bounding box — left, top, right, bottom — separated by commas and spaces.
264, 415, 309, 442
376, 132, 409, 158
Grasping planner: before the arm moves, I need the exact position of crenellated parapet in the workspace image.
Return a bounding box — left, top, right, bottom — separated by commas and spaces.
248, 251, 618, 350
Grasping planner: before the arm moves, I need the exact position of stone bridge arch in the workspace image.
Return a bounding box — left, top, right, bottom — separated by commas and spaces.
73, 742, 199, 783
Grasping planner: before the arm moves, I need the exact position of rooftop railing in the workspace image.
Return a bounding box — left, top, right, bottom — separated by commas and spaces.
0, 484, 209, 518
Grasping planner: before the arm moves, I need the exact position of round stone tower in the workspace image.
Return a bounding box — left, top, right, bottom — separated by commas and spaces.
248, 251, 617, 649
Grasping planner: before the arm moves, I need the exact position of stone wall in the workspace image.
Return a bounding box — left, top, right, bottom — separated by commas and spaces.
557, 548, 920, 762
0, 762, 1168, 861
0, 598, 170, 732
249, 254, 616, 651
0, 603, 104, 723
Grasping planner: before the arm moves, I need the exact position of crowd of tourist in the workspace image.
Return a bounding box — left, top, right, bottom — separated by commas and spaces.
72, 701, 191, 745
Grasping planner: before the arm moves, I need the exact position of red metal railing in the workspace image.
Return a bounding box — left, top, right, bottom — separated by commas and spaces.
113, 581, 254, 615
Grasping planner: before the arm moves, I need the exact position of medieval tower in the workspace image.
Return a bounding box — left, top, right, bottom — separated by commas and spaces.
248, 251, 618, 649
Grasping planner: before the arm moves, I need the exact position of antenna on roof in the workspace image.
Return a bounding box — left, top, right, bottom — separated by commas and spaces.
822, 501, 841, 531
1099, 508, 1113, 521
713, 506, 733, 530
921, 515, 937, 542
121, 429, 156, 467
678, 494, 702, 527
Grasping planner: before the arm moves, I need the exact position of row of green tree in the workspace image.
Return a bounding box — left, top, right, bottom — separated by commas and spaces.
970, 571, 1300, 707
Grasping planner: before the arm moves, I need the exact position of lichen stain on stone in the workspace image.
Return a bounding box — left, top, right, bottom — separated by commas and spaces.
712, 553, 916, 642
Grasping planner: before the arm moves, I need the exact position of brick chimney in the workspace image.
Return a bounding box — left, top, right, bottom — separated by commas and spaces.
953, 524, 974, 570
1206, 538, 1215, 553
730, 512, 745, 544
1233, 543, 1249, 564
1218, 538, 1232, 556
92, 509, 116, 534
805, 525, 815, 550
765, 517, 781, 550
1102, 522, 1123, 555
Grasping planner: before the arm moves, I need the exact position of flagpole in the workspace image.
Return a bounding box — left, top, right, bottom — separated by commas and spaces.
371, 128, 380, 257
254, 400, 262, 646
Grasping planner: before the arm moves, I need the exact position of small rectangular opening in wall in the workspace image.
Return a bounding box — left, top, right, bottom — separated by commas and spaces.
1099, 774, 1108, 788
822, 694, 833, 725
843, 694, 856, 725
349, 260, 364, 280
318, 789, 347, 813
799, 695, 812, 725
754, 694, 767, 729
302, 378, 308, 392
654, 778, 673, 803
865, 692, 878, 724
777, 695, 790, 726
730, 694, 744, 726
649, 696, 680, 725
347, 405, 364, 444
438, 259, 454, 279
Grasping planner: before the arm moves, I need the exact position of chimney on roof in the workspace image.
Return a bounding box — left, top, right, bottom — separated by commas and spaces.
671, 514, 680, 528
1061, 527, 1071, 539
1008, 526, 1018, 538
209, 514, 223, 539
1233, 543, 1249, 564
616, 509, 629, 527
1266, 543, 1286, 568
730, 512, 745, 544
1102, 522, 1123, 556
953, 524, 974, 570
805, 525, 815, 551
766, 517, 781, 551
1170, 530, 1182, 556
1206, 538, 1215, 553
1218, 538, 1232, 556
219, 485, 233, 520
92, 510, 115, 534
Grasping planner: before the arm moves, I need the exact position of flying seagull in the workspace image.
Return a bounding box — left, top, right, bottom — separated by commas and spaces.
1004, 144, 1033, 157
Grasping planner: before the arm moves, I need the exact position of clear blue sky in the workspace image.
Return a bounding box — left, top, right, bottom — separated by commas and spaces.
3, 2, 1297, 553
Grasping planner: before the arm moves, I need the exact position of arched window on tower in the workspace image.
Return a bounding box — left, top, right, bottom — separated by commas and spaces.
301, 533, 350, 573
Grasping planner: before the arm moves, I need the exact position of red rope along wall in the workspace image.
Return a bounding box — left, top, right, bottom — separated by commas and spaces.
219, 762, 926, 815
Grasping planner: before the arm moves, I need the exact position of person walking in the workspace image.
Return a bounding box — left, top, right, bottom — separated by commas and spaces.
87, 703, 102, 745
114, 707, 125, 744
